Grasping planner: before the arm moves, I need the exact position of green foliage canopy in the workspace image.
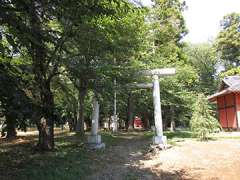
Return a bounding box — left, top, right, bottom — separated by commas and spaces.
216, 13, 240, 68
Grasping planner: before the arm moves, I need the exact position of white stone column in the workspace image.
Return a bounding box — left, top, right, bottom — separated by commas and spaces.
152, 75, 167, 146
91, 97, 99, 136
153, 75, 163, 136
87, 96, 105, 149
112, 78, 118, 134
111, 115, 118, 134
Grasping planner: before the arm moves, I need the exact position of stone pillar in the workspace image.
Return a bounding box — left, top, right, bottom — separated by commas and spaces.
87, 96, 105, 149
152, 75, 167, 146
111, 115, 118, 134
112, 78, 118, 134
91, 97, 99, 136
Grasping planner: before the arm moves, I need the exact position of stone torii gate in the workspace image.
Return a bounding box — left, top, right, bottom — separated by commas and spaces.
87, 68, 175, 149
133, 68, 176, 146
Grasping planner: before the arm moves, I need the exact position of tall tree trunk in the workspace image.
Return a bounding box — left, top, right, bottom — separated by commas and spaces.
5, 114, 16, 138
28, 1, 55, 151
36, 81, 55, 151
76, 88, 87, 135
70, 108, 77, 131
32, 48, 55, 151
127, 92, 134, 130
170, 106, 175, 132
142, 111, 150, 130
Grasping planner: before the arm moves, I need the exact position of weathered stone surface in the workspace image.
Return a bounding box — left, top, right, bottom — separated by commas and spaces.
91, 97, 100, 136
111, 115, 119, 134
88, 142, 106, 150
87, 134, 102, 144
153, 75, 163, 137
141, 68, 176, 76
87, 96, 105, 150
152, 135, 167, 145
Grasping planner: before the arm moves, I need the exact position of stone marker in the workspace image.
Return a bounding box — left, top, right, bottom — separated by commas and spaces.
112, 78, 118, 134
87, 96, 105, 149
111, 115, 119, 133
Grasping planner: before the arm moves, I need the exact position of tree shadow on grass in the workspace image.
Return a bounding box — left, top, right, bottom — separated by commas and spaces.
0, 133, 99, 180
0, 131, 199, 180
94, 168, 196, 180
85, 132, 199, 180
0, 132, 133, 180
122, 167, 198, 180
143, 130, 193, 140
164, 131, 192, 139
91, 165, 198, 180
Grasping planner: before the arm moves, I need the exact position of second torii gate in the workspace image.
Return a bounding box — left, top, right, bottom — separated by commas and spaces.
132, 68, 176, 146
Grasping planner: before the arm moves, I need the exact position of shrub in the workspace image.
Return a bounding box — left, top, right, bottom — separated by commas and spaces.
190, 94, 220, 140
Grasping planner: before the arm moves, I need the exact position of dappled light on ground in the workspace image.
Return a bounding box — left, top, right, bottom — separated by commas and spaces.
1, 131, 240, 180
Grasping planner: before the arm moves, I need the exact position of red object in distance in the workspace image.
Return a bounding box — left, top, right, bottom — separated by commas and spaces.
134, 116, 143, 128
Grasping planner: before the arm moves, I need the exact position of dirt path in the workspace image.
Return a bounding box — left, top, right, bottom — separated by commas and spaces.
86, 133, 240, 180
141, 139, 240, 180
86, 133, 154, 180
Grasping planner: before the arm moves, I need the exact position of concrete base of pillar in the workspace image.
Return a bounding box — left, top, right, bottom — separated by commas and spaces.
87, 135, 105, 150
88, 134, 101, 144
152, 135, 167, 145
88, 142, 105, 150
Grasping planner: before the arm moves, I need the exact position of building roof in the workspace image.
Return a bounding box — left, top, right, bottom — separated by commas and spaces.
208, 75, 240, 101
222, 76, 240, 88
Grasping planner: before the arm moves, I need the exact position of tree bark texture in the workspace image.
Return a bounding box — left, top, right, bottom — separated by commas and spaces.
36, 81, 55, 151
6, 114, 17, 138
30, 2, 55, 150
127, 93, 134, 130
76, 86, 87, 135
170, 106, 176, 132
142, 111, 150, 130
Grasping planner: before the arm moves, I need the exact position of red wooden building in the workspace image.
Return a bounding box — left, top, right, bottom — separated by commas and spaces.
208, 76, 240, 129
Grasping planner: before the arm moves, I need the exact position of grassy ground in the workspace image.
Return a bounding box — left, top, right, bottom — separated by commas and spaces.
0, 131, 127, 180
1, 130, 239, 180
143, 130, 193, 146
143, 129, 192, 139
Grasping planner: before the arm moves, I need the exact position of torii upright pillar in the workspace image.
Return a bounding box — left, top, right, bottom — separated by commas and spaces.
141, 68, 176, 145
152, 74, 166, 145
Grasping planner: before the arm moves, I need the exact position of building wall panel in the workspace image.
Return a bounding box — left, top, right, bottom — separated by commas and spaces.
226, 107, 237, 128
217, 96, 225, 109
225, 93, 235, 107
235, 93, 240, 110
219, 109, 227, 128
235, 93, 240, 128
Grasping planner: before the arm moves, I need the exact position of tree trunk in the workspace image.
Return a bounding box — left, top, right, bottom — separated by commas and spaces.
27, 1, 55, 151
6, 114, 16, 138
36, 81, 55, 151
68, 118, 75, 132
37, 117, 54, 151
76, 88, 87, 135
170, 106, 175, 132
142, 111, 150, 130
69, 106, 77, 131
127, 93, 134, 130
